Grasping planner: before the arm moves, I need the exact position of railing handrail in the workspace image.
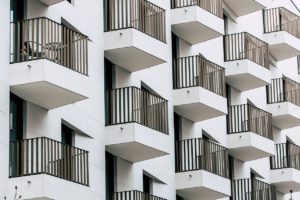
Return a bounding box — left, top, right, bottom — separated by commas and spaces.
10, 17, 89, 75
224, 32, 270, 69
173, 55, 226, 96
171, 0, 224, 18
109, 86, 167, 102
104, 0, 166, 43
177, 137, 227, 150
9, 137, 89, 186
10, 137, 89, 153
11, 17, 88, 38
111, 190, 167, 200
227, 104, 273, 140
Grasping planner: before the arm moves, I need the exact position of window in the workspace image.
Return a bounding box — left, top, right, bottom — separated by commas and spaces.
143, 174, 152, 194
106, 152, 116, 200
61, 124, 74, 146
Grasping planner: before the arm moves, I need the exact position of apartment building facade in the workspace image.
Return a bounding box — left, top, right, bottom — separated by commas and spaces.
1, 0, 300, 200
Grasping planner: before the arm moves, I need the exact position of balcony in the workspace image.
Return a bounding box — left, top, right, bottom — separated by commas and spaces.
263, 8, 300, 61
171, 0, 224, 44
231, 178, 277, 200
270, 143, 300, 193
104, 0, 167, 72
266, 77, 300, 129
10, 17, 89, 109
9, 137, 89, 199
224, 0, 267, 17
175, 138, 231, 200
111, 191, 166, 200
224, 32, 271, 91
105, 87, 169, 162
173, 56, 227, 122
39, 0, 65, 6
227, 104, 274, 161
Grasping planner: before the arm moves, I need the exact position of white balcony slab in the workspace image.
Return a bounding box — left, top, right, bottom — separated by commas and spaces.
267, 102, 300, 129
39, 0, 65, 6
271, 168, 300, 193
224, 59, 271, 91
10, 59, 88, 110
176, 170, 231, 200
173, 86, 227, 122
104, 28, 167, 72
9, 174, 94, 200
264, 31, 300, 61
224, 0, 267, 16
171, 6, 224, 44
105, 123, 169, 163
228, 132, 274, 161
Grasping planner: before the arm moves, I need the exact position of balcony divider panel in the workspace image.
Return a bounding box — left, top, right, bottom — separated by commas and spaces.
173, 55, 226, 97
231, 178, 277, 200
108, 86, 168, 134
264, 7, 300, 38
271, 143, 300, 170
10, 17, 88, 75
9, 137, 89, 186
228, 104, 273, 140
267, 77, 300, 106
104, 0, 166, 43
175, 138, 229, 178
224, 32, 269, 69
111, 190, 166, 200
171, 0, 223, 18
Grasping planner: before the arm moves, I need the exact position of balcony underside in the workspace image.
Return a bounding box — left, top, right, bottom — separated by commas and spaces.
173, 87, 227, 122
9, 174, 92, 200
39, 0, 65, 6
176, 170, 231, 200
267, 102, 300, 129
104, 28, 167, 72
264, 31, 300, 61
271, 168, 300, 193
105, 123, 169, 162
224, 0, 266, 16
225, 59, 270, 91
171, 6, 224, 44
10, 59, 88, 109
228, 132, 274, 161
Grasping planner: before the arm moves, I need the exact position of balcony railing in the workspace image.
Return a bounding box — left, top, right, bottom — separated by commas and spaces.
10, 17, 88, 75
9, 137, 89, 186
263, 7, 300, 39
173, 55, 226, 97
227, 104, 273, 140
231, 178, 277, 200
171, 0, 223, 18
224, 32, 269, 69
111, 191, 166, 200
175, 138, 229, 178
271, 143, 300, 170
104, 0, 166, 43
107, 86, 169, 134
267, 77, 300, 106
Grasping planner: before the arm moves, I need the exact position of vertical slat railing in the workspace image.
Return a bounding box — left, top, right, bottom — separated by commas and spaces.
108, 87, 169, 134
10, 17, 88, 75
267, 77, 300, 106
228, 104, 273, 140
271, 143, 300, 170
104, 0, 166, 42
171, 0, 223, 18
175, 138, 229, 178
231, 178, 277, 200
264, 7, 300, 38
9, 137, 89, 186
173, 55, 226, 97
224, 32, 269, 69
111, 190, 167, 200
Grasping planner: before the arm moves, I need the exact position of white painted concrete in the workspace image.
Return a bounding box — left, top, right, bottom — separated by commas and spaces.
271, 168, 300, 193
171, 6, 224, 44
